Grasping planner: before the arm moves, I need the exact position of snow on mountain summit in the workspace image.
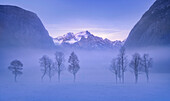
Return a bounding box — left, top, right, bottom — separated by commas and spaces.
75, 31, 92, 41
53, 31, 124, 49
54, 31, 92, 45
54, 32, 76, 44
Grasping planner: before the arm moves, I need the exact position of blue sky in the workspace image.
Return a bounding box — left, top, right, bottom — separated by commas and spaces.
1, 0, 155, 41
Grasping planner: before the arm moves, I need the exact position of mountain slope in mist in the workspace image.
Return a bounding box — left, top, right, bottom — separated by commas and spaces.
0, 5, 54, 48
125, 0, 170, 48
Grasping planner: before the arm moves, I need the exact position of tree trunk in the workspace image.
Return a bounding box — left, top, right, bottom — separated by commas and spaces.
41, 70, 46, 82
73, 74, 76, 83
115, 74, 118, 84
135, 74, 138, 84
146, 72, 149, 83
122, 59, 124, 83
58, 72, 60, 82
119, 76, 121, 83
122, 72, 124, 83
14, 74, 17, 82
41, 73, 45, 81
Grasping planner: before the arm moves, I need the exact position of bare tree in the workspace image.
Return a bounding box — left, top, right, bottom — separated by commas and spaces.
54, 51, 65, 82
8, 60, 23, 82
117, 57, 122, 83
129, 53, 142, 83
118, 47, 128, 83
48, 59, 54, 81
110, 58, 118, 83
110, 58, 121, 83
68, 52, 80, 82
142, 54, 152, 83
39, 55, 53, 81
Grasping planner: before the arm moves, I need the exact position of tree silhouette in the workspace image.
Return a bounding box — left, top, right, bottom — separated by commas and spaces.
110, 58, 120, 83
54, 51, 65, 82
118, 47, 128, 83
142, 54, 153, 83
68, 52, 80, 82
39, 55, 53, 81
8, 60, 23, 82
129, 53, 142, 83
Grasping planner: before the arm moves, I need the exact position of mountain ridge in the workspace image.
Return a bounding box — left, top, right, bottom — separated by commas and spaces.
0, 5, 55, 49
124, 0, 170, 48
53, 31, 124, 49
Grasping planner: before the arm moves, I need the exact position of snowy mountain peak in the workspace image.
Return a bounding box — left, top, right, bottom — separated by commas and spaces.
54, 31, 92, 45
75, 31, 93, 41
63, 32, 74, 38
53, 31, 124, 49
75, 31, 92, 36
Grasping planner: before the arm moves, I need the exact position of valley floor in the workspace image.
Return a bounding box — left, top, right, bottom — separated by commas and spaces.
0, 73, 170, 101
1, 49, 170, 101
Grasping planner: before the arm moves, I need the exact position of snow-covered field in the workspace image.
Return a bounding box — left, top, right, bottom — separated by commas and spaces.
0, 73, 170, 101
0, 49, 170, 101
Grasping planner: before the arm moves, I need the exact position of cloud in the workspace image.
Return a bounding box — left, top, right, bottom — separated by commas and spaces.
45, 24, 130, 41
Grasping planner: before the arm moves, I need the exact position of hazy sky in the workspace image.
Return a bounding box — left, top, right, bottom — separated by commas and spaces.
1, 0, 155, 41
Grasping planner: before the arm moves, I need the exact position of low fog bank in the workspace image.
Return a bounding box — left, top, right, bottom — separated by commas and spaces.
0, 46, 170, 83
0, 48, 118, 83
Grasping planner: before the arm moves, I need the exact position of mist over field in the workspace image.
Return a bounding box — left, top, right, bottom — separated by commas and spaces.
1, 47, 170, 83
0, 47, 170, 101
1, 0, 170, 101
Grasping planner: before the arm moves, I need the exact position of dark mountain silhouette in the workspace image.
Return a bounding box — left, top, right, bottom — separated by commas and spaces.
124, 0, 170, 48
0, 5, 55, 48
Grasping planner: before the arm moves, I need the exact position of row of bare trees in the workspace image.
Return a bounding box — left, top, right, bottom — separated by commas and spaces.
39, 51, 80, 82
8, 51, 80, 82
110, 47, 153, 83
130, 53, 152, 83
7, 49, 152, 83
